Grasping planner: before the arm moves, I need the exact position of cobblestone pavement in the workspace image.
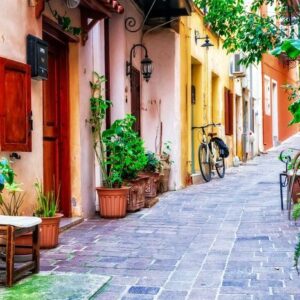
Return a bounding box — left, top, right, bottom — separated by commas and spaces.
43, 135, 300, 300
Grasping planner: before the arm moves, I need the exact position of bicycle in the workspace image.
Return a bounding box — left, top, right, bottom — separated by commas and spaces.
193, 123, 226, 182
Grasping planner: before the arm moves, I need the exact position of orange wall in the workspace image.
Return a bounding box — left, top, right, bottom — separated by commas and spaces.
262, 54, 298, 150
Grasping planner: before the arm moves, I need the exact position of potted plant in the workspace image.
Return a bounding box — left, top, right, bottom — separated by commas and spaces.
159, 141, 173, 193
140, 152, 161, 207
34, 180, 63, 249
0, 158, 31, 255
120, 119, 148, 212
88, 72, 129, 218
0, 158, 24, 216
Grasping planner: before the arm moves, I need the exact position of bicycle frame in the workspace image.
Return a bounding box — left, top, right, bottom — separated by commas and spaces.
194, 123, 221, 167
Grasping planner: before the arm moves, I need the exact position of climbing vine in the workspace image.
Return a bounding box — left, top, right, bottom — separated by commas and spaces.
48, 1, 81, 36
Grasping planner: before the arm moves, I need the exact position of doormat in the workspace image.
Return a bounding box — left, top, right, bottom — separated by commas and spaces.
0, 272, 111, 300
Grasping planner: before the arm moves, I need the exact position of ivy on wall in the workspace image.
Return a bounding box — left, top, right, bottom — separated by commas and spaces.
47, 0, 81, 36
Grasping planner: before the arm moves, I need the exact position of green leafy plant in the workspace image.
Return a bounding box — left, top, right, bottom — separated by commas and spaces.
193, 1, 300, 123
161, 141, 174, 165
293, 203, 300, 221
143, 151, 161, 173
272, 39, 300, 60
48, 1, 81, 36
102, 114, 147, 184
192, 0, 300, 66
88, 72, 146, 187
0, 158, 14, 192
193, 0, 286, 66
88, 72, 112, 187
0, 158, 24, 216
282, 83, 300, 125
0, 182, 25, 216
295, 236, 300, 274
34, 180, 60, 218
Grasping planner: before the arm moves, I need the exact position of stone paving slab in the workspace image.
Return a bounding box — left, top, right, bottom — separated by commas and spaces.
43, 134, 300, 299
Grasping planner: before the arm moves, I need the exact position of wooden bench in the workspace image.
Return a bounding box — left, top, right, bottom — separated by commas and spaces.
0, 216, 41, 286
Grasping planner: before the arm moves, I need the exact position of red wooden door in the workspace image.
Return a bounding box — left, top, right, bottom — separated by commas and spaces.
43, 33, 71, 217
131, 67, 141, 135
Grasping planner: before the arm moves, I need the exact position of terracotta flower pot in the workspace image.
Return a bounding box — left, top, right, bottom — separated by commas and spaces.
96, 187, 130, 218
40, 213, 63, 249
124, 176, 148, 212
160, 168, 171, 193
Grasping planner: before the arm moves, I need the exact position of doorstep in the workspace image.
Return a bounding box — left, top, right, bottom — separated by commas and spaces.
59, 217, 84, 233
191, 173, 206, 184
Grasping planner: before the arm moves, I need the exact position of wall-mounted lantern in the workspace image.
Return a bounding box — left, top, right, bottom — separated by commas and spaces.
126, 44, 153, 82
195, 30, 214, 49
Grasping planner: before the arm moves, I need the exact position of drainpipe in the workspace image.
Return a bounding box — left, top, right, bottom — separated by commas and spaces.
242, 83, 249, 162
249, 64, 254, 157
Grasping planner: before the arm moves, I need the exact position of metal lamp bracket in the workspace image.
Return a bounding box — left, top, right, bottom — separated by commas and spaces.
126, 44, 148, 76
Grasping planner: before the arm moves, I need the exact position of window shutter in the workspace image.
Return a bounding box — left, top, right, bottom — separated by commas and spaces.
224, 88, 233, 136
0, 57, 32, 152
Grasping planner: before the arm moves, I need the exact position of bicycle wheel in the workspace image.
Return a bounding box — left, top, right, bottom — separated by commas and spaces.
214, 143, 226, 178
198, 143, 212, 182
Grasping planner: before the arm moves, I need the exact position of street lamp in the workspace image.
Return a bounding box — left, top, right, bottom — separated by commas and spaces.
126, 44, 153, 82
194, 30, 214, 49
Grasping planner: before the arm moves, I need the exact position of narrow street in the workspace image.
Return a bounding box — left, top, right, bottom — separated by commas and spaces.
43, 135, 300, 300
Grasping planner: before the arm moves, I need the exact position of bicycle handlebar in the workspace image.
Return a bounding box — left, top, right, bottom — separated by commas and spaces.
192, 123, 221, 130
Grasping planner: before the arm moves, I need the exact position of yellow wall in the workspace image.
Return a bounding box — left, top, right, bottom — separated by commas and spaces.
180, 9, 232, 183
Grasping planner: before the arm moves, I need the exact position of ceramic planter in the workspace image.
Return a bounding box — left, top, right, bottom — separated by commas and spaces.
160, 167, 171, 193
124, 176, 148, 212
96, 187, 130, 218
140, 172, 160, 198
40, 213, 63, 249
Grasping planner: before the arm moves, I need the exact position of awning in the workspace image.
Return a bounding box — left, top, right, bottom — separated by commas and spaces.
134, 0, 193, 19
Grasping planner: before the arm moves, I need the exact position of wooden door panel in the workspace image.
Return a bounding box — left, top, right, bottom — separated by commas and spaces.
131, 67, 141, 134
43, 32, 71, 217
43, 139, 59, 193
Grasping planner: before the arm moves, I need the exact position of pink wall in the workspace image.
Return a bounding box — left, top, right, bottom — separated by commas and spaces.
109, 1, 182, 189
143, 30, 181, 190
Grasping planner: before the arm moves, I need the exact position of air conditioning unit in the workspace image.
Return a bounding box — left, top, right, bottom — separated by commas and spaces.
230, 53, 245, 76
